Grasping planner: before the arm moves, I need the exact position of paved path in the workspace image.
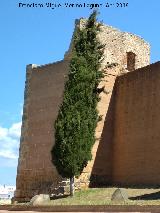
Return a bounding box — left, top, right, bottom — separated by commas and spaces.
0, 211, 151, 213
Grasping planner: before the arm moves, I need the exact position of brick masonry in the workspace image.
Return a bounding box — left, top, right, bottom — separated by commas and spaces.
15, 61, 70, 201
14, 19, 151, 202
112, 62, 160, 186
73, 19, 150, 187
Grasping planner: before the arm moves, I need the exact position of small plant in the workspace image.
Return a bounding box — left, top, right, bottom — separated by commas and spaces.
105, 62, 118, 69
98, 115, 103, 122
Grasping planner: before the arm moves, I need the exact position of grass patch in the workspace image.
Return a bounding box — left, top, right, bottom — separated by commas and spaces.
40, 187, 160, 205
0, 199, 11, 205
4, 187, 160, 206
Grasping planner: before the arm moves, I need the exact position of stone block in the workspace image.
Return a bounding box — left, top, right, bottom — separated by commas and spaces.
111, 188, 128, 202
30, 194, 50, 206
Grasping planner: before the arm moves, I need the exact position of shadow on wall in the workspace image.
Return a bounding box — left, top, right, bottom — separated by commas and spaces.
89, 83, 117, 187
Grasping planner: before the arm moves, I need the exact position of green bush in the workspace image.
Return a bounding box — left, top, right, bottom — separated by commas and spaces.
51, 11, 104, 194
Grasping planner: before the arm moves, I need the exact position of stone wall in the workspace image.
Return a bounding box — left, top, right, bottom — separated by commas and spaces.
112, 62, 160, 186
14, 19, 151, 201
14, 61, 69, 202
65, 19, 150, 70
67, 19, 150, 187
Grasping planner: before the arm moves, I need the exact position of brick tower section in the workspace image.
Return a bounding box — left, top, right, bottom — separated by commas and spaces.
74, 19, 150, 187
14, 19, 150, 202
14, 61, 69, 202
112, 62, 160, 186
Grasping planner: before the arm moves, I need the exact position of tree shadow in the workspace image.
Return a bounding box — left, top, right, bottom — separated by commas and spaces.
89, 83, 117, 187
129, 191, 160, 200
50, 194, 69, 200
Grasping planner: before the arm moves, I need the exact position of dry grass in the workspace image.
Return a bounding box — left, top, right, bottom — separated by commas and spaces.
3, 187, 160, 206
44, 187, 160, 205
0, 199, 11, 205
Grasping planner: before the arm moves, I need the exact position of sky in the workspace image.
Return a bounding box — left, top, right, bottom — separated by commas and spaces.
0, 0, 160, 186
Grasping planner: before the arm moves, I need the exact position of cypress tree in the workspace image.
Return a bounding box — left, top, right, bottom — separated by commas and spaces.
51, 10, 104, 196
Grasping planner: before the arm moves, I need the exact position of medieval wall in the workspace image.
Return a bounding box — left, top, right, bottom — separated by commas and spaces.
112, 61, 160, 186
65, 19, 150, 70
15, 19, 151, 201
75, 20, 150, 187
15, 61, 69, 202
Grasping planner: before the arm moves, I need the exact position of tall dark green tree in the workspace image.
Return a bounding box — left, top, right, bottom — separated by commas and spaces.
51, 10, 104, 196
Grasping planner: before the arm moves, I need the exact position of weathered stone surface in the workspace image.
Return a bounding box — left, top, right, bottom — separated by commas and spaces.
112, 62, 160, 186
14, 17, 151, 202
30, 194, 50, 206
111, 188, 128, 202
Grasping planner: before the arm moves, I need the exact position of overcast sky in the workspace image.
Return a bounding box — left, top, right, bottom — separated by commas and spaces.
0, 0, 160, 185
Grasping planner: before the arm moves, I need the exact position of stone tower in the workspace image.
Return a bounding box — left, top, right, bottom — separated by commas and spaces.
14, 19, 150, 202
